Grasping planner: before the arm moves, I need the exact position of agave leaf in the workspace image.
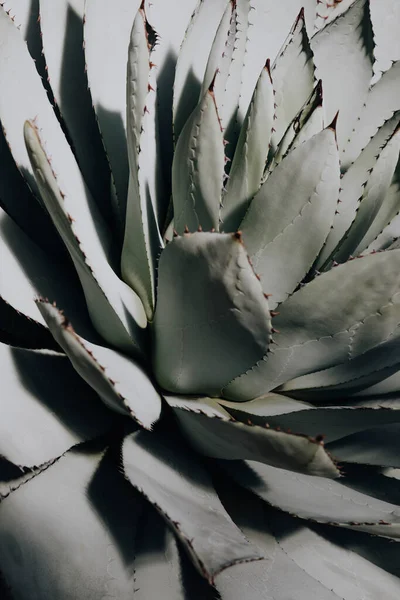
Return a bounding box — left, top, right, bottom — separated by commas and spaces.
343, 61, 400, 168
332, 126, 400, 263
219, 0, 250, 151
0, 343, 117, 468
370, 0, 400, 81
122, 430, 263, 583
173, 0, 228, 141
24, 121, 147, 354
223, 460, 400, 539
0, 127, 64, 257
223, 401, 400, 444
0, 296, 59, 351
83, 0, 141, 222
223, 250, 400, 400
0, 448, 147, 599
355, 370, 400, 397
215, 482, 348, 600
36, 300, 161, 429
132, 503, 216, 600
38, 0, 113, 224
316, 114, 400, 269
165, 395, 339, 478
268, 80, 324, 172
218, 393, 313, 415
311, 0, 373, 153
201, 1, 235, 105
0, 207, 91, 333
121, 6, 163, 320
279, 342, 400, 400
220, 60, 274, 232
240, 127, 340, 309
152, 232, 272, 395
172, 82, 225, 234
270, 9, 315, 153
327, 423, 400, 467
269, 511, 400, 600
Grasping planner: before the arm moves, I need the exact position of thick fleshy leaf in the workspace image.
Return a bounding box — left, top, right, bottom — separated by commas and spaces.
24, 121, 147, 353
153, 232, 272, 395
0, 127, 63, 257
214, 481, 341, 600
39, 0, 113, 224
36, 300, 161, 429
327, 423, 400, 467
316, 114, 400, 269
270, 9, 315, 152
221, 60, 275, 232
122, 430, 263, 583
240, 128, 340, 309
223, 400, 400, 444
132, 503, 217, 600
333, 125, 400, 262
0, 343, 117, 468
268, 79, 324, 171
311, 0, 373, 153
344, 61, 400, 167
165, 395, 339, 477
121, 6, 163, 320
0, 448, 146, 599
314, 0, 355, 31
223, 250, 400, 400
269, 512, 400, 600
223, 460, 400, 538
173, 0, 228, 140
172, 83, 225, 234
83, 0, 141, 221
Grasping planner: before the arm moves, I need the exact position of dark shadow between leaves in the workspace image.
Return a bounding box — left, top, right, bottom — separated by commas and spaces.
59, 6, 114, 229
10, 347, 119, 437
87, 449, 143, 566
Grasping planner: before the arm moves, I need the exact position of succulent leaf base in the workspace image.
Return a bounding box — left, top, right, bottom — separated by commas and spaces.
1, 0, 400, 598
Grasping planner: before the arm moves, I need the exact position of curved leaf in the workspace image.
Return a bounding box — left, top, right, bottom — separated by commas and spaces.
172, 83, 225, 234
24, 121, 147, 354
39, 0, 113, 223
240, 128, 340, 309
83, 0, 141, 220
327, 423, 400, 467
221, 60, 274, 232
122, 430, 263, 583
121, 6, 163, 320
270, 8, 315, 153
0, 295, 59, 351
223, 250, 400, 400
311, 0, 373, 154
173, 0, 228, 140
165, 395, 339, 478
223, 459, 400, 538
153, 231, 272, 395
36, 300, 161, 429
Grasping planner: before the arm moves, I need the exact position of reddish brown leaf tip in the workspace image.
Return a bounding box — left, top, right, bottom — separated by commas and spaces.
327, 111, 339, 133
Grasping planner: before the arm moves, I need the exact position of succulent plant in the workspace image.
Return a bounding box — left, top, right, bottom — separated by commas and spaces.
1, 0, 400, 597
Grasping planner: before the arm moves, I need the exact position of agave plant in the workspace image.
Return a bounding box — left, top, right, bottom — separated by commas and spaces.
1, 0, 400, 597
